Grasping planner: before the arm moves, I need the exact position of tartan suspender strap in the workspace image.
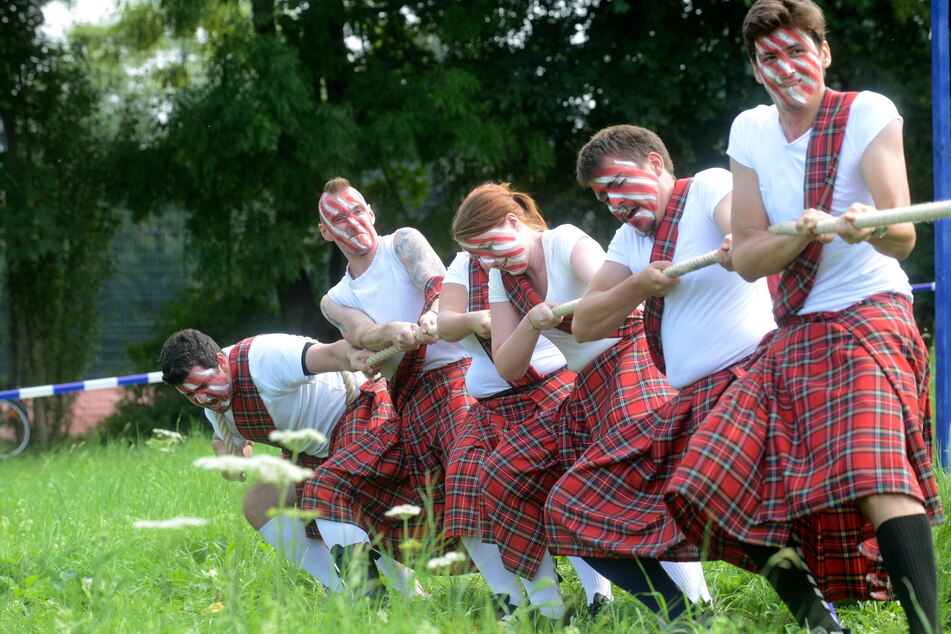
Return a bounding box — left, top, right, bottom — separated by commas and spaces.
228, 336, 277, 441
642, 178, 694, 374
772, 89, 858, 324
501, 270, 576, 336
389, 275, 443, 412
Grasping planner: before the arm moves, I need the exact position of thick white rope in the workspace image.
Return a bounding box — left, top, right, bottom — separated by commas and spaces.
366, 325, 439, 367
768, 199, 951, 236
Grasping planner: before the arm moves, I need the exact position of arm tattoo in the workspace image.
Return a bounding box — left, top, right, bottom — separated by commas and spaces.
320, 301, 348, 335
394, 228, 446, 288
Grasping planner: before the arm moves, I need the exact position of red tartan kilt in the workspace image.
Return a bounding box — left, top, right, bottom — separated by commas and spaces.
546, 363, 743, 560
443, 369, 575, 541
397, 359, 475, 518
665, 293, 943, 601
299, 380, 425, 551
484, 339, 674, 577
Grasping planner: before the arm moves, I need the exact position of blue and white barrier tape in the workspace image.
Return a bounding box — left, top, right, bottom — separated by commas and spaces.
0, 371, 164, 401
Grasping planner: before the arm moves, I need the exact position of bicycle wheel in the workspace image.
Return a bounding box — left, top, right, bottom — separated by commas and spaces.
0, 399, 31, 458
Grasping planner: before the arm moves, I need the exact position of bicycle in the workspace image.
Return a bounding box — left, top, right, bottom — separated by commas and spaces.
0, 398, 31, 458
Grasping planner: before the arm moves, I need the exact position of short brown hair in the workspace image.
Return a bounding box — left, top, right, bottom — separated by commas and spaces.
451, 183, 548, 243
576, 125, 674, 187
742, 0, 827, 61
322, 177, 351, 195
160, 329, 221, 386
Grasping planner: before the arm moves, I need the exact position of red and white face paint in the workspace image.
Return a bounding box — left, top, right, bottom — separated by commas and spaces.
458, 227, 529, 275
753, 27, 823, 110
177, 365, 233, 414
318, 187, 379, 255
590, 159, 661, 236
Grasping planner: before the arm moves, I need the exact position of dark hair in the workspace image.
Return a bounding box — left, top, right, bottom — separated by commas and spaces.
742, 0, 827, 61
576, 125, 674, 187
451, 182, 548, 243
160, 329, 221, 385
322, 177, 351, 195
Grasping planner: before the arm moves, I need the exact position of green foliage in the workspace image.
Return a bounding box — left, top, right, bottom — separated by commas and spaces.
0, 1, 118, 445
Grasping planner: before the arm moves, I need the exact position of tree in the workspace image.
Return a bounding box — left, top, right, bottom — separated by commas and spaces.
0, 0, 117, 444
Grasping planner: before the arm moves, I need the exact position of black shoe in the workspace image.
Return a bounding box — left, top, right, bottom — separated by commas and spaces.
587, 592, 612, 618
660, 604, 715, 633
491, 593, 518, 620
331, 543, 384, 600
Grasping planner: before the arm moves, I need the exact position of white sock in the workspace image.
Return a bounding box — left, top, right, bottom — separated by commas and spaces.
660, 561, 711, 603
258, 516, 344, 592
520, 552, 566, 619
374, 555, 427, 597
461, 537, 522, 602
315, 519, 371, 549
568, 556, 613, 604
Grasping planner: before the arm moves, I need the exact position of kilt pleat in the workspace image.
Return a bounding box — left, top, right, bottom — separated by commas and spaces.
300, 379, 422, 550
484, 333, 674, 577
546, 362, 744, 560
665, 293, 943, 601
444, 368, 575, 541
302, 360, 474, 554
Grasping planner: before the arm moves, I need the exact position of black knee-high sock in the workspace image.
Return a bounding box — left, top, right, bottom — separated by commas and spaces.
582, 556, 687, 620
876, 514, 939, 634
741, 542, 842, 632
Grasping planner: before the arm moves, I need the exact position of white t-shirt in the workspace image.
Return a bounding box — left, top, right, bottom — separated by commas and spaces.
605, 168, 776, 388
326, 233, 468, 379
208, 334, 368, 457
446, 252, 566, 397
727, 91, 912, 314
489, 224, 618, 372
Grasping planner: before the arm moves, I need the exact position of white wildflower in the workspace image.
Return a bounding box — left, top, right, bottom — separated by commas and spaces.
133, 517, 209, 529
384, 504, 422, 520
193, 455, 250, 477
250, 454, 314, 485
268, 429, 327, 453
425, 550, 468, 570
193, 454, 313, 486
151, 429, 185, 442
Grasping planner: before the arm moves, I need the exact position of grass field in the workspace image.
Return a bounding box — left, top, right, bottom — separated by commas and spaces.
0, 430, 948, 633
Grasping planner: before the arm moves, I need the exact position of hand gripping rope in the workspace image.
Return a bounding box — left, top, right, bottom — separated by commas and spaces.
767, 199, 951, 236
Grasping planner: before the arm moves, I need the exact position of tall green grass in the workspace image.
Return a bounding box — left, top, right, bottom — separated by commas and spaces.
0, 433, 947, 633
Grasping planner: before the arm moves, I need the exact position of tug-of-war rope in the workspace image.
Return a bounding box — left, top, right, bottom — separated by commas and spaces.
366, 199, 951, 367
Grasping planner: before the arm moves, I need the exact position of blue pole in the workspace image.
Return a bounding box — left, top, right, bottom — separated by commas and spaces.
932, 0, 951, 468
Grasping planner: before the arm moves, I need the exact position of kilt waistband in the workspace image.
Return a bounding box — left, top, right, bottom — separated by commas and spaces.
478, 366, 573, 403
780, 292, 910, 327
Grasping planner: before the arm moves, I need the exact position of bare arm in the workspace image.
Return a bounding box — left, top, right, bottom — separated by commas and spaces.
320, 295, 420, 352
490, 297, 542, 381
393, 227, 447, 289
437, 282, 491, 342
303, 339, 374, 374
711, 191, 737, 271
730, 159, 812, 281
839, 119, 915, 259
573, 261, 669, 342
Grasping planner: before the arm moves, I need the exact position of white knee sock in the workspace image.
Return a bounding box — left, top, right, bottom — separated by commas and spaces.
568, 556, 613, 604
258, 516, 344, 592
660, 561, 711, 603
314, 519, 371, 549
520, 552, 566, 619
461, 537, 522, 602
374, 555, 427, 597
